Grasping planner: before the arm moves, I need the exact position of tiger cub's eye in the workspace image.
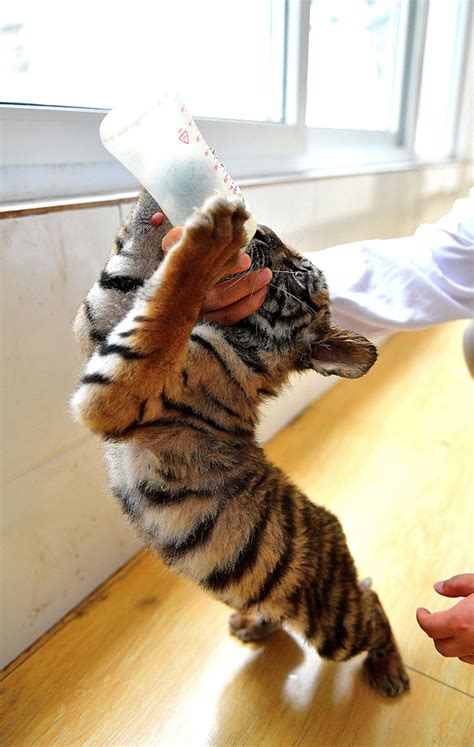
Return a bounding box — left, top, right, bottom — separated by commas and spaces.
294, 271, 307, 282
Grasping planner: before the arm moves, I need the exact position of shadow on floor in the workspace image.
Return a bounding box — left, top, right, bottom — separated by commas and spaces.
213, 628, 400, 747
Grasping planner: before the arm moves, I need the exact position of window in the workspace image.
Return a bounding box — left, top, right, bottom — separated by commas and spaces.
1, 0, 286, 122
414, 0, 472, 159
306, 0, 409, 132
0, 0, 471, 204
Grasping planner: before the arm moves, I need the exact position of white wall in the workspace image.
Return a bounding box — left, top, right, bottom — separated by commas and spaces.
1, 162, 471, 667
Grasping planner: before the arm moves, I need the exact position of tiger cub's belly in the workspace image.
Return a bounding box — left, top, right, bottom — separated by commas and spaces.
104, 441, 225, 580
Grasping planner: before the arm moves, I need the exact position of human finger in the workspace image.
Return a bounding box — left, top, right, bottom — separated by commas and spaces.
162, 227, 184, 252
417, 594, 474, 639
416, 607, 458, 639
223, 252, 251, 277
150, 212, 165, 227
202, 285, 268, 325
202, 268, 272, 313
434, 574, 474, 598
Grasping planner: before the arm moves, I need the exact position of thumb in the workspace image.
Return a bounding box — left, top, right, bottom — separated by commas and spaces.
416, 607, 431, 631
434, 573, 474, 598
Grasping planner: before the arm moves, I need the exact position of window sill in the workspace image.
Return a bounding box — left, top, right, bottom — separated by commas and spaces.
0, 157, 469, 220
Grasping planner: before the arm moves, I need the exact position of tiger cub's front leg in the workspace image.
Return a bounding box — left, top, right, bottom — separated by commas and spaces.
71, 196, 250, 439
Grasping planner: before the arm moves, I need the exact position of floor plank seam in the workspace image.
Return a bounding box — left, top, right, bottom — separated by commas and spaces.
405, 664, 473, 698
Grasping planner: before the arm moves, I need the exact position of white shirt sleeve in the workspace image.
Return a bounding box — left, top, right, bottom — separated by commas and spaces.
306, 191, 474, 339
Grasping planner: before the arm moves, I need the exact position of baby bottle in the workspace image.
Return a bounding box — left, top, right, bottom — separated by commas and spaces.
100, 91, 257, 244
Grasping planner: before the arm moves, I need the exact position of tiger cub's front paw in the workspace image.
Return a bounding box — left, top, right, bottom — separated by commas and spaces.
181, 195, 250, 281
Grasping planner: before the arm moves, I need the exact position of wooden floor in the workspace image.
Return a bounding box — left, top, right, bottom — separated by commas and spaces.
2, 322, 473, 747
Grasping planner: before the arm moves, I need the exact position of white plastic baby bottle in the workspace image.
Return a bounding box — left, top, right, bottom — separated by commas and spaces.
100, 91, 257, 244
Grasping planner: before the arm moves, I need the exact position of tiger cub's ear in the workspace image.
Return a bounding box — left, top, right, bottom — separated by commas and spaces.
309, 326, 378, 379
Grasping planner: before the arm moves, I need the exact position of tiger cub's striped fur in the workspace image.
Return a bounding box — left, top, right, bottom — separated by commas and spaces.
71, 190, 409, 697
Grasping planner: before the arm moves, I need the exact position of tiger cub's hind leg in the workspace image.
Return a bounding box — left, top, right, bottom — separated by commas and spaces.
362, 589, 410, 697
297, 570, 409, 697
229, 612, 281, 642
310, 583, 409, 697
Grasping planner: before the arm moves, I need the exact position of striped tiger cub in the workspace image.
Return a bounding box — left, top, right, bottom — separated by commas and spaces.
71, 190, 409, 697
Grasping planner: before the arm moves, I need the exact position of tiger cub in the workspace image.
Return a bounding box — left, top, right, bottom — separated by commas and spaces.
71, 190, 409, 697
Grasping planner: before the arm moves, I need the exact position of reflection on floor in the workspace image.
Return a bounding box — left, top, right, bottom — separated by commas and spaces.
2, 322, 473, 746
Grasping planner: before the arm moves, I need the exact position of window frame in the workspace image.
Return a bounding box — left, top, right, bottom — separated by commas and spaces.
0, 0, 471, 205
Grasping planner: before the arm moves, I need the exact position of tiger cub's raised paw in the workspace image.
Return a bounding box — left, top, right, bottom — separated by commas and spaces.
229, 611, 280, 642
181, 195, 250, 281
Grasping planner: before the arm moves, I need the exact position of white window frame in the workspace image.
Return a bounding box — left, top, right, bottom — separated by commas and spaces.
0, 0, 471, 205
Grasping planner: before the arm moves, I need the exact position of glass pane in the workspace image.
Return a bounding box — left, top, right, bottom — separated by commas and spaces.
0, 0, 285, 122
306, 0, 408, 131
415, 0, 466, 159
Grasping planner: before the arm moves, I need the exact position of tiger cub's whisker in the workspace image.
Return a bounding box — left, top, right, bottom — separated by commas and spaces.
268, 282, 314, 315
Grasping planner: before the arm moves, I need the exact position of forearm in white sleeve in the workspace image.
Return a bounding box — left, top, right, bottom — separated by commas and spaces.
307, 191, 474, 339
